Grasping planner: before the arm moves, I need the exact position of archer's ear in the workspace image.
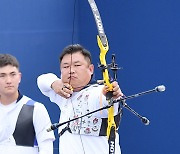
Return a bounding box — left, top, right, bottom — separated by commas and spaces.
19, 72, 22, 83
89, 64, 94, 74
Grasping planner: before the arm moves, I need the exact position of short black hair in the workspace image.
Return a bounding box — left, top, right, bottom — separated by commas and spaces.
0, 54, 19, 70
59, 44, 92, 64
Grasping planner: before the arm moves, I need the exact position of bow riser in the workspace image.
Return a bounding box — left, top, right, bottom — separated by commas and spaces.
97, 35, 116, 138
97, 35, 113, 91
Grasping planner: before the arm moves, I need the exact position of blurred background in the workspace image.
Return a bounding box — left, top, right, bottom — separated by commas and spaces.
0, 0, 179, 153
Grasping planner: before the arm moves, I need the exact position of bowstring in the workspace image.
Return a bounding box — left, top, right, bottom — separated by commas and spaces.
70, 0, 86, 153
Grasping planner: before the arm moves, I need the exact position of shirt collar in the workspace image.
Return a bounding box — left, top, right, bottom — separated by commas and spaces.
16, 90, 23, 103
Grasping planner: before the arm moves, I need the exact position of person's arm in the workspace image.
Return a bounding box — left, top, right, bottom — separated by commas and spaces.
37, 73, 60, 97
38, 139, 53, 154
33, 103, 55, 154
37, 73, 72, 99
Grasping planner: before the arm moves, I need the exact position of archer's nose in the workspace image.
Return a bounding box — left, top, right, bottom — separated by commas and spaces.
69, 66, 75, 74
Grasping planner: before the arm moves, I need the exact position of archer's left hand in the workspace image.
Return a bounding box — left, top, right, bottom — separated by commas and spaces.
102, 81, 123, 99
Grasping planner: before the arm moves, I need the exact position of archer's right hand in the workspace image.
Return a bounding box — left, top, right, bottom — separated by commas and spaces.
51, 79, 73, 99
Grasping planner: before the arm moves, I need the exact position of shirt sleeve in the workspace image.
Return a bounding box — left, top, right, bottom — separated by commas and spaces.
37, 73, 65, 107
37, 73, 60, 97
33, 102, 55, 154
38, 139, 54, 154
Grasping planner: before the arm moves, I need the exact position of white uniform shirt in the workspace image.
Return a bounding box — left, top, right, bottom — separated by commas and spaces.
37, 73, 121, 154
0, 95, 55, 154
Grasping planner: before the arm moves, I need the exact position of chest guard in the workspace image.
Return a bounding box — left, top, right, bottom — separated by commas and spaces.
13, 100, 38, 147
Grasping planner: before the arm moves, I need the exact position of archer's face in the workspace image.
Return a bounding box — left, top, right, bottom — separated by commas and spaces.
0, 65, 21, 97
60, 51, 94, 91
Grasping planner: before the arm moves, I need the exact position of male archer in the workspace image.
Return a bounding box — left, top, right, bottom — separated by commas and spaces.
0, 54, 55, 154
37, 44, 123, 154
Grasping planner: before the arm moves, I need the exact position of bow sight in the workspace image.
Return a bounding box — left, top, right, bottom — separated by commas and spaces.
98, 54, 123, 82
